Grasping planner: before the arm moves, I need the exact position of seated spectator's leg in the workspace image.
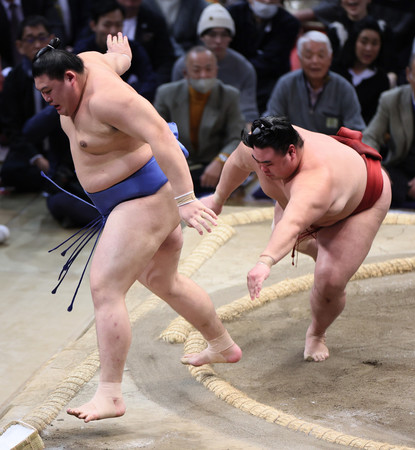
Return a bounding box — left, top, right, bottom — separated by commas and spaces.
190, 166, 215, 197
47, 192, 100, 228
387, 166, 410, 208
0, 163, 44, 192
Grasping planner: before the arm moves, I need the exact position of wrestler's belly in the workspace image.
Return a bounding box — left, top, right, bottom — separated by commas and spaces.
73, 146, 154, 193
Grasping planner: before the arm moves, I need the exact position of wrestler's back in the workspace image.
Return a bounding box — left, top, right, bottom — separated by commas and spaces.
255, 126, 369, 226
61, 53, 153, 193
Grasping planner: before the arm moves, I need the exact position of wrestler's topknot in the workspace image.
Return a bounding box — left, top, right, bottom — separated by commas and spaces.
241, 116, 303, 154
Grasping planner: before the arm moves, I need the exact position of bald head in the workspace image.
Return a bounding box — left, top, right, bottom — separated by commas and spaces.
185, 46, 218, 80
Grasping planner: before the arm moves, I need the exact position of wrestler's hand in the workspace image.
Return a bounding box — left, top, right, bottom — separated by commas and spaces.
179, 199, 217, 235
106, 32, 132, 60
247, 262, 271, 300
200, 160, 222, 188
200, 194, 223, 215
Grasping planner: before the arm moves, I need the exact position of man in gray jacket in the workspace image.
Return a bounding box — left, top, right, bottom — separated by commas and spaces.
154, 46, 245, 195
363, 54, 415, 208
265, 31, 365, 134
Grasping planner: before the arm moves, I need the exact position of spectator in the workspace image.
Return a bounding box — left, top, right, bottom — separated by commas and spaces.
154, 46, 244, 195
363, 54, 415, 209
171, 3, 258, 127
291, 0, 342, 27
141, 0, 208, 57
0, 0, 64, 73
72, 0, 158, 102
369, 0, 415, 85
326, 0, 395, 80
0, 15, 66, 192
265, 30, 365, 134
331, 16, 390, 124
227, 0, 300, 113
117, 0, 176, 85
53, 0, 93, 49
22, 105, 100, 227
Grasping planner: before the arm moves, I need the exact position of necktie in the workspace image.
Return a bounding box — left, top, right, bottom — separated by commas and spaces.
9, 1, 22, 65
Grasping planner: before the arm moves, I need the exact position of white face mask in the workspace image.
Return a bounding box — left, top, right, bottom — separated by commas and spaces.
250, 1, 278, 19
188, 78, 217, 94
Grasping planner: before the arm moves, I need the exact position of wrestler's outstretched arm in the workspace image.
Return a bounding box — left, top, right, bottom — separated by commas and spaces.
91, 78, 217, 234
201, 141, 253, 215
247, 172, 334, 300
104, 32, 132, 76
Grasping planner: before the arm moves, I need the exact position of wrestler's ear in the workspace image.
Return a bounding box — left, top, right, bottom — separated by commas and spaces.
64, 70, 76, 85
287, 144, 297, 159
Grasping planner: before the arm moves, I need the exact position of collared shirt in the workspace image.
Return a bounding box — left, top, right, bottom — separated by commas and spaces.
306, 80, 324, 108
123, 16, 137, 41
2, 0, 23, 21
154, 0, 180, 29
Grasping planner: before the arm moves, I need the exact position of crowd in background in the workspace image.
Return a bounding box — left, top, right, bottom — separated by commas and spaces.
1, 0, 415, 228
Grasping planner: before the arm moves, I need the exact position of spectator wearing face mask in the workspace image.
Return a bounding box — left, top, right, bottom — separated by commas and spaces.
154, 46, 245, 195
227, 0, 300, 113
171, 3, 259, 128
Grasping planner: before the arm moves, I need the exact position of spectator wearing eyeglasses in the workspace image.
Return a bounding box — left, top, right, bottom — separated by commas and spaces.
0, 15, 69, 193
171, 3, 258, 129
0, 0, 65, 74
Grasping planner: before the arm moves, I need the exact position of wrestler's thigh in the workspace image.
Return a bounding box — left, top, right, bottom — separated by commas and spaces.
315, 170, 391, 284
90, 189, 180, 294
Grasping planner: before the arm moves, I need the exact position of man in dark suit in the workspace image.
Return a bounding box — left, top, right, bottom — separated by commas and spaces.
0, 15, 67, 192
72, 0, 158, 102
0, 0, 64, 70
142, 0, 208, 57
117, 0, 175, 84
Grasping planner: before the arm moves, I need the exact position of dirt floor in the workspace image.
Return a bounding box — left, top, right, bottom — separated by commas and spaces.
1, 198, 415, 449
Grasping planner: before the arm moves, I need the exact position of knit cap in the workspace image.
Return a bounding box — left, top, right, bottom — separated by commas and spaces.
197, 4, 235, 36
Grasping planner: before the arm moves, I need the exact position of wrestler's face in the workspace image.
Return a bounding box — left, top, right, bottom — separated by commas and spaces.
91, 9, 124, 51
35, 72, 79, 116
355, 28, 381, 67
341, 0, 371, 21
299, 40, 332, 86
251, 145, 296, 180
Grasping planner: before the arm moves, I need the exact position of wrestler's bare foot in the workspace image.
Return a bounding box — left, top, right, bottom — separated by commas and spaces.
67, 382, 126, 423
304, 329, 329, 362
181, 342, 242, 367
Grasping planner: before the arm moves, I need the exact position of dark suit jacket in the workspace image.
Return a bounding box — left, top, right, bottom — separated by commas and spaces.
72, 36, 158, 102
133, 3, 175, 84
142, 0, 208, 56
0, 0, 64, 68
0, 58, 69, 188
227, 1, 300, 112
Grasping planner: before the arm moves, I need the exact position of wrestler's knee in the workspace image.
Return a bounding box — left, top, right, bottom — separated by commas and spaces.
313, 265, 347, 300
89, 269, 126, 309
143, 268, 181, 299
